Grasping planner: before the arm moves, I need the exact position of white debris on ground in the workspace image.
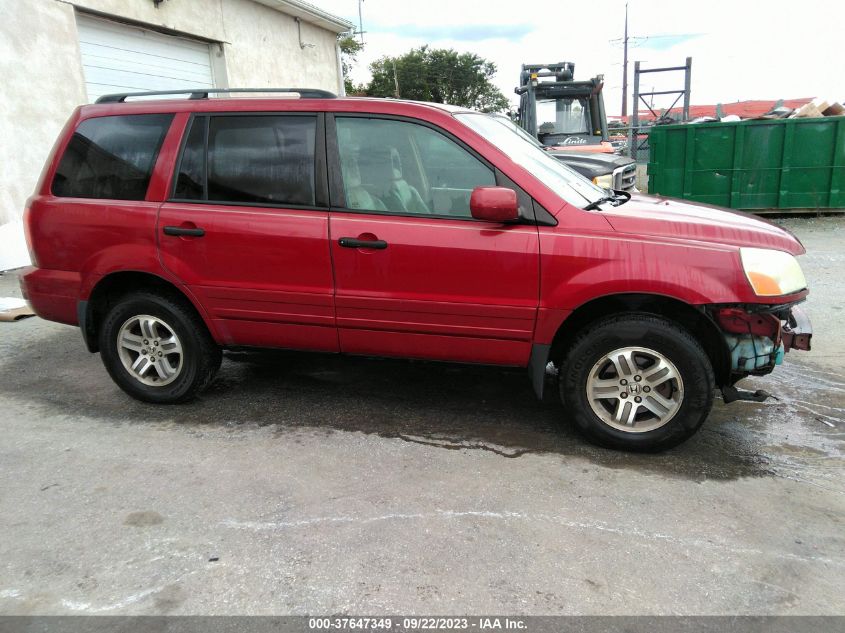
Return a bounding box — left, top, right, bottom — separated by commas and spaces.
0, 220, 30, 271
0, 296, 33, 321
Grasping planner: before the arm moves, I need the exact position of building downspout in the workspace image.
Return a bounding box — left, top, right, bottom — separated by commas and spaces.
335, 39, 345, 96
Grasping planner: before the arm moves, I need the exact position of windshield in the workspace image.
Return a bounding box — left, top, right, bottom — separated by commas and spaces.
456, 112, 605, 208
536, 97, 591, 141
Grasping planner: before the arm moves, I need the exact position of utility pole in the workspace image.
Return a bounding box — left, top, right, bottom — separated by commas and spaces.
621, 1, 629, 117
392, 60, 400, 98
357, 0, 365, 44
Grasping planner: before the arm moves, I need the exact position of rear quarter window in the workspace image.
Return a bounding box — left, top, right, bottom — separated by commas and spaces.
52, 114, 173, 200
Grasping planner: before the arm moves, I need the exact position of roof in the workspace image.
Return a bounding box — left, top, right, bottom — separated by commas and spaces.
370, 98, 472, 113
252, 0, 353, 33
90, 91, 473, 115
77, 95, 469, 122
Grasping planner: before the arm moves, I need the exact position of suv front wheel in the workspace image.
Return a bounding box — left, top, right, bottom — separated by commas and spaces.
99, 292, 221, 403
560, 314, 715, 451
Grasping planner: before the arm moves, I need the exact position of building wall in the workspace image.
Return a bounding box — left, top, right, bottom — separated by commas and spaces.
0, 0, 88, 229
0, 0, 345, 269
69, 0, 343, 90
219, 0, 341, 89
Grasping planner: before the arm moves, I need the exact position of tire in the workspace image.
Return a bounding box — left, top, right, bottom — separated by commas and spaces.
98, 291, 221, 403
559, 314, 714, 452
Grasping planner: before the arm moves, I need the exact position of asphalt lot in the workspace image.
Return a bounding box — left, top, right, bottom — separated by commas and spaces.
0, 216, 843, 615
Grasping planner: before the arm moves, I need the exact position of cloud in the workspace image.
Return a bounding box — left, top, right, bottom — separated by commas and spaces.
320, 0, 842, 115
368, 22, 534, 42
639, 33, 702, 51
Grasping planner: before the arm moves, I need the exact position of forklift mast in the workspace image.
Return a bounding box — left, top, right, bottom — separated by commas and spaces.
516, 62, 609, 148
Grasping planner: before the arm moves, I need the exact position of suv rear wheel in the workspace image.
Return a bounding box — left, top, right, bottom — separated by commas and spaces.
559, 314, 714, 452
98, 292, 221, 403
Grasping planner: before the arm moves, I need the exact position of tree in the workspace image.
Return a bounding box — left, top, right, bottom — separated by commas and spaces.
365, 46, 510, 113
337, 34, 365, 95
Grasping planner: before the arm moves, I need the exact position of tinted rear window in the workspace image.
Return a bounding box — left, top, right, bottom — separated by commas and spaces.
52, 114, 173, 200
173, 115, 317, 207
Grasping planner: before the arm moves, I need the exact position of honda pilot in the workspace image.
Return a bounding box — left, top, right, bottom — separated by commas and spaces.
21, 88, 812, 451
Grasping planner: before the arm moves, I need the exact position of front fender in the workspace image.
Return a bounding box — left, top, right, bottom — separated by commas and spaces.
539, 231, 744, 315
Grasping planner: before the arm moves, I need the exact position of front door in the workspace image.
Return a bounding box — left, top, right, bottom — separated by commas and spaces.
328, 115, 540, 366
158, 113, 337, 351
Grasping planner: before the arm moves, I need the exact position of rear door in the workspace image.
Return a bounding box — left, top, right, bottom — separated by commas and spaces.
327, 114, 540, 366
158, 112, 337, 351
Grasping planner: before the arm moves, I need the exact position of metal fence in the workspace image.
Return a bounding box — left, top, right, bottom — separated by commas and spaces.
613, 57, 692, 167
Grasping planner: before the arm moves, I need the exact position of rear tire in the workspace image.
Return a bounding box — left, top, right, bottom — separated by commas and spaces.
559, 314, 714, 452
98, 292, 221, 403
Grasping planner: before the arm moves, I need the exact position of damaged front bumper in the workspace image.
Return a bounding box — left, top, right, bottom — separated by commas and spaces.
781, 306, 812, 352
712, 304, 812, 403
713, 304, 812, 376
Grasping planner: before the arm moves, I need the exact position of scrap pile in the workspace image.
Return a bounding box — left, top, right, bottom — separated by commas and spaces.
636, 98, 845, 125
761, 99, 845, 120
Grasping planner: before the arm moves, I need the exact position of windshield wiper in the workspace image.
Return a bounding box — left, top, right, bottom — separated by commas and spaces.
583, 195, 616, 210
583, 189, 631, 210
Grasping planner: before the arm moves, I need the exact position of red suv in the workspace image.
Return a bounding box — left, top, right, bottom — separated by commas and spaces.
21, 88, 812, 451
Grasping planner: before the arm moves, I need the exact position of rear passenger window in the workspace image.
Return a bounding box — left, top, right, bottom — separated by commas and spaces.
173, 115, 317, 207
52, 114, 173, 200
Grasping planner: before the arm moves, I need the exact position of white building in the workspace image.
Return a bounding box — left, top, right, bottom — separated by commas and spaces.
0, 0, 352, 270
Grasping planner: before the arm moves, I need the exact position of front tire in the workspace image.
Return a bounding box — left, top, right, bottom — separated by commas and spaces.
559, 314, 714, 452
99, 292, 221, 403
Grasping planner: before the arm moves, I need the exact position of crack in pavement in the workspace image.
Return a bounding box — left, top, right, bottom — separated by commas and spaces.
395, 433, 535, 458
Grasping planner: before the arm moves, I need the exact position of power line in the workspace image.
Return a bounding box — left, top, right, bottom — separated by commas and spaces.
622, 1, 628, 117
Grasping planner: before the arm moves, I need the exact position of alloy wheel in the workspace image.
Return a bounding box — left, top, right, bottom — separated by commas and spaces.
116, 314, 184, 387
585, 346, 684, 433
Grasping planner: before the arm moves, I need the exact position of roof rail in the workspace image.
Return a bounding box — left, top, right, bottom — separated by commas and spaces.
95, 88, 337, 104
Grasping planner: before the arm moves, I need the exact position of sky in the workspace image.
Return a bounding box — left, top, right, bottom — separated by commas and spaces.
314, 0, 843, 117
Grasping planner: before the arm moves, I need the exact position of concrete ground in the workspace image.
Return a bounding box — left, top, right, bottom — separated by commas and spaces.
0, 216, 843, 616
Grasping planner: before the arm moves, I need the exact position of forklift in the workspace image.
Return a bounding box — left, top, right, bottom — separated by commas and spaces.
516, 62, 637, 192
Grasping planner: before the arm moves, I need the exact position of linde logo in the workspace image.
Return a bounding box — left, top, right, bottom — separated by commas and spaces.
561, 137, 588, 145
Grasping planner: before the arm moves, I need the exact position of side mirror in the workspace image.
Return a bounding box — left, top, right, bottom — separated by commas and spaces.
470, 187, 519, 222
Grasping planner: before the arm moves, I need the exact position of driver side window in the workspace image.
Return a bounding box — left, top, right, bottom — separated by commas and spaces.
335, 117, 495, 217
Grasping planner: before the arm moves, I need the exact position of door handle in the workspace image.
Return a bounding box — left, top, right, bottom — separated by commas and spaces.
163, 225, 205, 237
338, 237, 388, 250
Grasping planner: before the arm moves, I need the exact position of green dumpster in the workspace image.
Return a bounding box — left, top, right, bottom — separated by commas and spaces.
647, 116, 845, 210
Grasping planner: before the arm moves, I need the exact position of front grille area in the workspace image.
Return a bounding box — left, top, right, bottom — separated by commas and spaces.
613, 163, 637, 191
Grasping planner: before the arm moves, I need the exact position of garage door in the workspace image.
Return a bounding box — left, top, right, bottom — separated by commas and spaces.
76, 14, 215, 102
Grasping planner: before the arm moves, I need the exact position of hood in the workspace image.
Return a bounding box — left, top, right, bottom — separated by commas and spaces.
599, 193, 805, 255
548, 151, 633, 179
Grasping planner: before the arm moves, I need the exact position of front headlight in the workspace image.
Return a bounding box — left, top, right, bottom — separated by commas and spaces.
592, 174, 613, 189
740, 247, 807, 296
